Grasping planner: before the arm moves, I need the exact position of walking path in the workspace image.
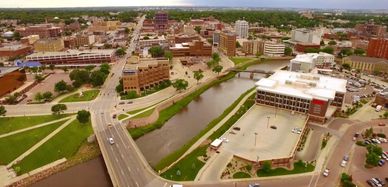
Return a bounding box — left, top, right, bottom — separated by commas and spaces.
0, 116, 73, 139
7, 116, 76, 168
161, 89, 255, 173
195, 151, 233, 181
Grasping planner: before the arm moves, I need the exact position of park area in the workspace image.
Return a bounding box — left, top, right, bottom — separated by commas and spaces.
0, 113, 94, 177
59, 90, 100, 103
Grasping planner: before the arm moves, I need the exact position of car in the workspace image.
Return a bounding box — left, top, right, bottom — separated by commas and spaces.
322, 168, 330, 177
127, 101, 133, 104
352, 137, 357, 141
108, 138, 115, 145
354, 133, 360, 138
371, 178, 383, 187
367, 179, 377, 187
378, 159, 385, 166
107, 123, 113, 128
375, 178, 386, 186
248, 183, 260, 187
340, 160, 347, 167
233, 127, 241, 131
270, 125, 277, 129
343, 155, 350, 161
112, 114, 117, 119
119, 102, 125, 105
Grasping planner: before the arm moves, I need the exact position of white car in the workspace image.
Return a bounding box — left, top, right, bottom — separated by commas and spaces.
340, 160, 347, 167
322, 169, 330, 177
108, 138, 115, 145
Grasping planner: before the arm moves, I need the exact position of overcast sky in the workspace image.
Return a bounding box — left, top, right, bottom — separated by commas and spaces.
2, 0, 388, 9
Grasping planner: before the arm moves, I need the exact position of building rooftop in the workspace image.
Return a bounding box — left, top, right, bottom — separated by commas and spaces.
0, 67, 20, 77
26, 49, 115, 58
346, 55, 388, 64
256, 70, 347, 101
291, 52, 334, 64
123, 57, 168, 72
0, 44, 29, 51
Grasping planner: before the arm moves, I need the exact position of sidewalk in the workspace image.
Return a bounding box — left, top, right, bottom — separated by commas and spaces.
7, 116, 76, 168
195, 151, 233, 181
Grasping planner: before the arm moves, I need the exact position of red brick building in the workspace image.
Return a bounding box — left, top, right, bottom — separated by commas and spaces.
0, 67, 26, 97
154, 11, 169, 33
0, 45, 32, 61
169, 40, 212, 57
367, 38, 388, 60
16, 24, 62, 38
295, 43, 321, 53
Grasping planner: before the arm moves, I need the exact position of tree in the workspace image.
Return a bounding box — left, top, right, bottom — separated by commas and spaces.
164, 51, 173, 63
5, 93, 19, 104
236, 41, 241, 48
115, 48, 127, 57
284, 47, 293, 56
69, 69, 90, 86
51, 104, 67, 115
383, 111, 388, 118
261, 161, 272, 173
342, 63, 351, 71
34, 92, 44, 102
193, 70, 204, 84
341, 173, 356, 187
148, 46, 165, 58
0, 105, 7, 116
364, 127, 374, 138
321, 46, 334, 54
212, 65, 223, 75
42, 91, 53, 101
354, 48, 365, 56
212, 53, 220, 62
90, 70, 107, 87
172, 79, 188, 92
77, 110, 90, 124
13, 32, 21, 41
99, 63, 111, 75
116, 79, 124, 93
320, 40, 325, 46
304, 47, 320, 53
339, 48, 353, 57
49, 64, 55, 71
34, 74, 44, 82
55, 80, 68, 93
62, 67, 68, 73
328, 40, 337, 45
194, 26, 201, 34
366, 152, 380, 166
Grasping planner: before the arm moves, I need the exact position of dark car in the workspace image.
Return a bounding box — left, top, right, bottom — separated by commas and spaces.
233, 127, 241, 131
270, 125, 277, 129
112, 114, 117, 119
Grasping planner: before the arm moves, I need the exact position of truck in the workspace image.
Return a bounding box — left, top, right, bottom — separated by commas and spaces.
376, 105, 382, 112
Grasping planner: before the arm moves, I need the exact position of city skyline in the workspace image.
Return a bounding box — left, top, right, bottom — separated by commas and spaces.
1, 0, 388, 9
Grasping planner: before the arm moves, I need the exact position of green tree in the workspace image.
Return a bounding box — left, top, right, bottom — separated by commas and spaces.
51, 104, 67, 115
148, 46, 165, 58
116, 79, 124, 93
69, 69, 90, 86
115, 48, 127, 57
261, 161, 272, 173
321, 46, 334, 54
164, 51, 173, 63
90, 70, 107, 87
194, 26, 201, 34
284, 47, 293, 56
55, 80, 68, 93
34, 92, 44, 102
341, 173, 356, 187
354, 48, 365, 56
193, 70, 204, 84
212, 53, 220, 62
339, 48, 353, 57
42, 91, 53, 101
172, 79, 188, 92
77, 110, 90, 124
342, 63, 351, 71
320, 40, 325, 46
304, 47, 320, 53
212, 65, 223, 75
34, 74, 44, 82
328, 40, 337, 45
0, 105, 6, 116
49, 64, 55, 71
13, 32, 21, 41
99, 63, 111, 75
366, 152, 380, 166
383, 111, 388, 118
5, 94, 18, 104
236, 41, 241, 48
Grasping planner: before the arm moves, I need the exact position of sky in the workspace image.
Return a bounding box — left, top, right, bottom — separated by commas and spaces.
1, 0, 388, 9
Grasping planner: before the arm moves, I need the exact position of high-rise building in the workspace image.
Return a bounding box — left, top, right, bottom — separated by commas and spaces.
355, 22, 386, 39
234, 20, 249, 39
154, 11, 169, 33
219, 31, 237, 56
290, 52, 335, 73
367, 38, 388, 60
291, 28, 322, 45
122, 58, 170, 95
263, 42, 285, 57
242, 40, 264, 55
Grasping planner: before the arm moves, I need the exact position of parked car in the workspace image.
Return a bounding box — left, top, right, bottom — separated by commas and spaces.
107, 123, 113, 128
112, 114, 117, 119
108, 137, 115, 145
233, 127, 241, 131
340, 160, 347, 167
127, 101, 133, 104
367, 179, 376, 187
270, 125, 277, 129
343, 155, 350, 161
248, 183, 260, 187
378, 159, 385, 166
119, 101, 125, 105
322, 168, 330, 177
378, 122, 386, 126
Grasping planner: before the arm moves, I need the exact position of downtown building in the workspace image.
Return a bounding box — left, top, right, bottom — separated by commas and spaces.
16, 24, 62, 38
255, 70, 347, 123
0, 67, 26, 98
33, 38, 65, 52
122, 58, 170, 95
342, 55, 388, 74
169, 40, 212, 57
219, 31, 237, 56
234, 20, 249, 39
290, 52, 335, 73
263, 41, 285, 57
367, 38, 388, 60
25, 49, 115, 66
0, 44, 32, 62
154, 11, 169, 33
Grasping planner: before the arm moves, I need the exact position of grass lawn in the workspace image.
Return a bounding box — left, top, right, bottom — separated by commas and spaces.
230, 57, 255, 65
0, 114, 70, 135
13, 119, 93, 175
118, 114, 128, 120
59, 90, 100, 103
0, 121, 63, 165
121, 81, 171, 100
257, 161, 315, 177
160, 146, 206, 181
233, 172, 251, 179
131, 108, 155, 119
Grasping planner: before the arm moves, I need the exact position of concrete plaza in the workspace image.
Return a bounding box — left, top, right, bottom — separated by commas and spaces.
220, 105, 308, 162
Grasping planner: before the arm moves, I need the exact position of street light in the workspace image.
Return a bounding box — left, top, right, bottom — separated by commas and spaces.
267, 116, 270, 128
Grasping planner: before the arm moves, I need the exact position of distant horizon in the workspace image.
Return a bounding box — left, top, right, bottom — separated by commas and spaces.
1, 0, 388, 10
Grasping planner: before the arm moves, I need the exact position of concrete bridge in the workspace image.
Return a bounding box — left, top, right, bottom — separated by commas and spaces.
228, 68, 274, 79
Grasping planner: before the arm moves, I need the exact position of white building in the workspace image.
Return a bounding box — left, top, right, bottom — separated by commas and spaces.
234, 20, 249, 39
291, 28, 322, 45
290, 52, 335, 73
264, 42, 285, 57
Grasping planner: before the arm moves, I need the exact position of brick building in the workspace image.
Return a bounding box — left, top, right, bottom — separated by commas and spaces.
367, 38, 388, 60
154, 11, 169, 33
34, 38, 65, 52
295, 43, 321, 53
25, 49, 115, 66
375, 88, 388, 108
355, 22, 386, 39
342, 56, 388, 74
0, 45, 32, 61
219, 31, 237, 56
122, 58, 170, 95
16, 24, 62, 38
169, 40, 212, 57
255, 70, 346, 123
0, 67, 26, 97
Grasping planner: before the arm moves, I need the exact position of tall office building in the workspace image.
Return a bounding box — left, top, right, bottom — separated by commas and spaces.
234, 20, 249, 39
219, 31, 237, 56
154, 11, 169, 33
291, 28, 322, 45
367, 38, 388, 60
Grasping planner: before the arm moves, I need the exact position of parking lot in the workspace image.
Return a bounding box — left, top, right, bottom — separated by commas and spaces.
220, 105, 308, 162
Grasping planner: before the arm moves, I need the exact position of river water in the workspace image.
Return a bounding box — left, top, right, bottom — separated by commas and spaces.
136, 60, 289, 166
34, 60, 288, 185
